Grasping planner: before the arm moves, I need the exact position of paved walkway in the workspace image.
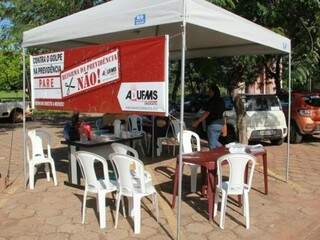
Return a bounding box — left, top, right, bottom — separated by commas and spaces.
0, 121, 320, 239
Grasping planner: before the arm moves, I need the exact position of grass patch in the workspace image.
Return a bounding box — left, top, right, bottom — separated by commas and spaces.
0, 91, 23, 100
32, 110, 71, 119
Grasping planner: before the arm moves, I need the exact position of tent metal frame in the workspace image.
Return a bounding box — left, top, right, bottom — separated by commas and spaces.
21, 2, 292, 239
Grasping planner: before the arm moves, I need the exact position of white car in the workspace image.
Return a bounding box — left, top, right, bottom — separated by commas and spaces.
197, 95, 287, 145
224, 94, 287, 145
0, 99, 32, 123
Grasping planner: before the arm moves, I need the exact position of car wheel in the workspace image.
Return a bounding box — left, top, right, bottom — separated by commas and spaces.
271, 138, 283, 145
290, 123, 303, 144
10, 109, 23, 123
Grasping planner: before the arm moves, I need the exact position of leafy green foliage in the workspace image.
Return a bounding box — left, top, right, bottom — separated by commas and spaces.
0, 0, 108, 91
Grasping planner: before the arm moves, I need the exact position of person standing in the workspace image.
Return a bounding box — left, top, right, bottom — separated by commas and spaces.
192, 85, 225, 149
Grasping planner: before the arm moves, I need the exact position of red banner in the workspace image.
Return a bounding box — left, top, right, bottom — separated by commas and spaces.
30, 36, 169, 115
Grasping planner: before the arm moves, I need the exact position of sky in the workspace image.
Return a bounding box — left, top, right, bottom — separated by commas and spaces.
0, 19, 12, 28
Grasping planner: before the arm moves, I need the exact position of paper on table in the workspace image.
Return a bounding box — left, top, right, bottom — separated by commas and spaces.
247, 144, 264, 153
225, 142, 264, 153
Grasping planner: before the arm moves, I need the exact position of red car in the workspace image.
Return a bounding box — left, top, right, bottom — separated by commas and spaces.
279, 91, 320, 143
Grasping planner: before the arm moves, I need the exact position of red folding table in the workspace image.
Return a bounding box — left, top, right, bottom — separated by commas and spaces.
171, 147, 267, 220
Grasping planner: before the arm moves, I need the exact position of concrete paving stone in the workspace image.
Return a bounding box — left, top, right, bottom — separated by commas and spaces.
1, 123, 320, 240
39, 233, 70, 240
102, 228, 129, 240
16, 195, 43, 206
0, 218, 40, 238
69, 231, 100, 240
191, 212, 208, 221
232, 225, 265, 239
0, 216, 16, 228
1, 200, 27, 215
57, 223, 86, 234
185, 233, 207, 240
13, 236, 39, 240
185, 222, 213, 234
8, 208, 35, 219
139, 216, 159, 228
305, 225, 320, 240
36, 207, 62, 218
128, 226, 158, 239
206, 229, 238, 240
179, 215, 193, 227
46, 215, 72, 226
36, 224, 57, 235
0, 225, 24, 238
62, 207, 81, 218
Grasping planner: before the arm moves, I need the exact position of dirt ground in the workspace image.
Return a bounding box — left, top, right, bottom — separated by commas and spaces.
0, 120, 320, 240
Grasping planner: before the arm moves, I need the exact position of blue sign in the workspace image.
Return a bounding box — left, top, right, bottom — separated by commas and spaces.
134, 14, 146, 25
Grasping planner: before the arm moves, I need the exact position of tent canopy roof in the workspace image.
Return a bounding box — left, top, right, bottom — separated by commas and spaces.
22, 0, 291, 57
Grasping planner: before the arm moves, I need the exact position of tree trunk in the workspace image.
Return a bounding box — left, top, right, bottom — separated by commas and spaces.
234, 94, 247, 144
171, 60, 181, 103
274, 56, 282, 94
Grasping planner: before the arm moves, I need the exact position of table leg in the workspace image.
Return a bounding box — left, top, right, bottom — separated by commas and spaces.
171, 161, 180, 209
207, 169, 215, 221
69, 145, 78, 185
201, 166, 207, 196
263, 152, 268, 194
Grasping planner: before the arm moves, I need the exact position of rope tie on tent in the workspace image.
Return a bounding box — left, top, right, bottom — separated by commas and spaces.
2, 108, 17, 190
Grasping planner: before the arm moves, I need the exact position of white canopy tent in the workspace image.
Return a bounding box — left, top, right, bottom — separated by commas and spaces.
22, 0, 292, 239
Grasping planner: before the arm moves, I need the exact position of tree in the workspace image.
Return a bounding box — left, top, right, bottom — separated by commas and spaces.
234, 0, 320, 92
0, 0, 108, 92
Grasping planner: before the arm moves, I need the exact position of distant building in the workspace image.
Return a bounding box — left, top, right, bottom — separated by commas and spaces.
247, 68, 277, 94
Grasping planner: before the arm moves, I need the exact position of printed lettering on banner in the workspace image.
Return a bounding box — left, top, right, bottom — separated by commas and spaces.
34, 76, 62, 99
117, 82, 166, 112
61, 49, 120, 98
32, 52, 64, 78
30, 52, 65, 108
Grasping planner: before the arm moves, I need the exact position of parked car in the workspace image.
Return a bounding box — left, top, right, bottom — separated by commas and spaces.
196, 94, 287, 145
174, 94, 209, 113
0, 98, 32, 123
279, 91, 320, 143
242, 94, 287, 145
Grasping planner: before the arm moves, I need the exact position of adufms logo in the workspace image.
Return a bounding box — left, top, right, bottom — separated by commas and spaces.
118, 82, 165, 111
125, 89, 158, 105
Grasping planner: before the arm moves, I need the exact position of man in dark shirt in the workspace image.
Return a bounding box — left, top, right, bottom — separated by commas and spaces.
192, 85, 225, 149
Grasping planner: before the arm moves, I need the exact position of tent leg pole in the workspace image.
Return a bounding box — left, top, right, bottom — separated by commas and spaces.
286, 52, 292, 182
152, 115, 155, 159
177, 1, 187, 239
22, 47, 27, 189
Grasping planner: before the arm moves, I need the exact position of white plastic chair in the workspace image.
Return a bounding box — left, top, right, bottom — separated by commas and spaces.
156, 118, 185, 156
128, 115, 146, 156
110, 153, 159, 234
26, 129, 57, 190
95, 118, 103, 130
214, 153, 256, 229
177, 130, 201, 193
113, 119, 122, 137
75, 151, 118, 229
111, 143, 152, 183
